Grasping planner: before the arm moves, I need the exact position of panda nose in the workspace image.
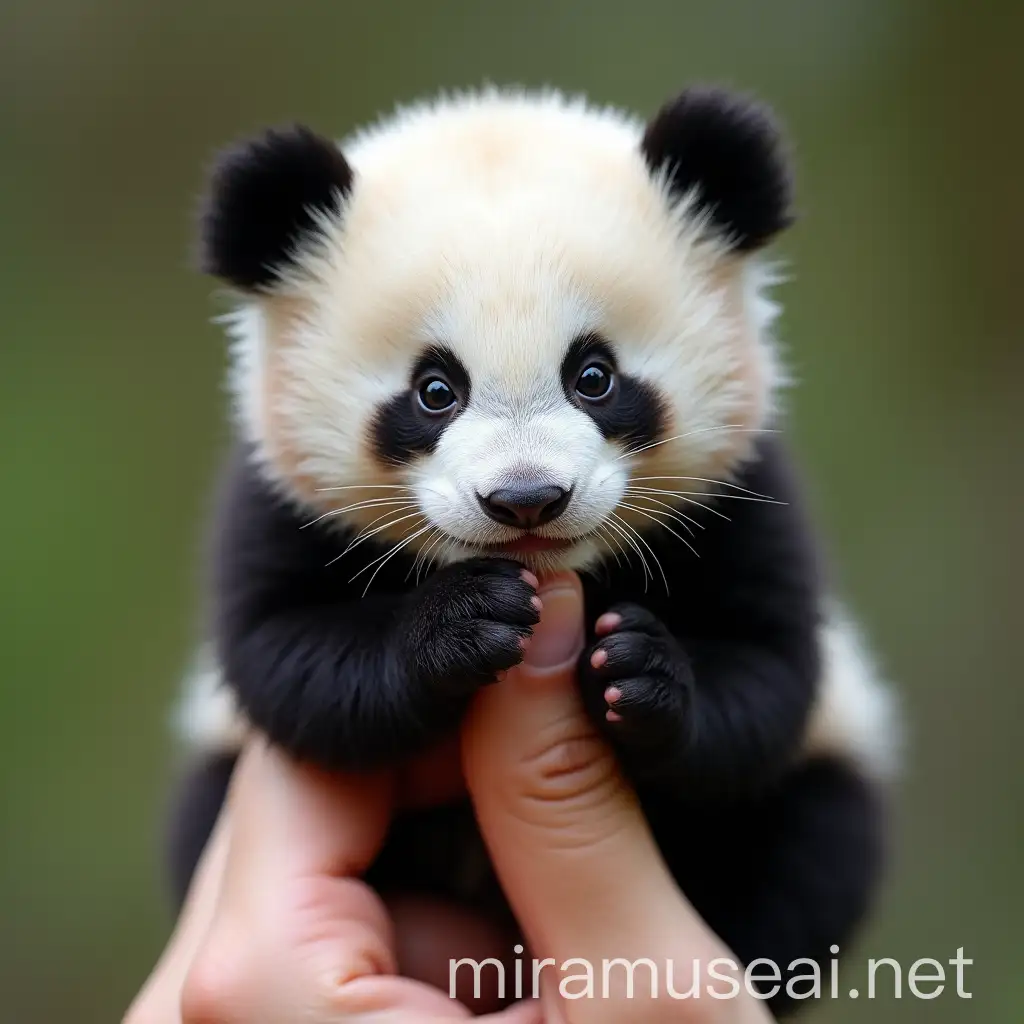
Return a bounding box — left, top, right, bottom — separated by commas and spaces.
478, 484, 571, 529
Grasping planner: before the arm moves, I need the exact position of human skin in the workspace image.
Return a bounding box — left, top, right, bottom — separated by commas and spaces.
125, 573, 773, 1024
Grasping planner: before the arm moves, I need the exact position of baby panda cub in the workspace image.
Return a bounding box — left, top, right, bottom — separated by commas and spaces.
171, 86, 898, 1014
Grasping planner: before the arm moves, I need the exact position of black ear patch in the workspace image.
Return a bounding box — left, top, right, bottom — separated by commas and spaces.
641, 87, 793, 251
200, 125, 353, 291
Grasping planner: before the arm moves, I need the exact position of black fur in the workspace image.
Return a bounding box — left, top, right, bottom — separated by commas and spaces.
211, 436, 818, 790
645, 755, 885, 1014
210, 449, 538, 769
561, 334, 667, 448
370, 345, 471, 465
172, 436, 878, 1016
641, 87, 793, 251
200, 125, 353, 290
579, 439, 821, 797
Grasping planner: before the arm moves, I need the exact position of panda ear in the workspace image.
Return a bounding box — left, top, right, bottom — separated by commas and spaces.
641, 87, 793, 251
200, 125, 353, 291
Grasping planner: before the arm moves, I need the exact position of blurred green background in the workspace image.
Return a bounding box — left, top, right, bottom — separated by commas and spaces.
0, 1, 1019, 1021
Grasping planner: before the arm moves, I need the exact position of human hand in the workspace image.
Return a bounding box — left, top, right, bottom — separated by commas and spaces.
125, 573, 773, 1023
124, 738, 538, 1023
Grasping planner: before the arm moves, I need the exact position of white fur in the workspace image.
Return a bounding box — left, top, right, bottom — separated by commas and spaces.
174, 645, 249, 753
803, 607, 902, 781
221, 89, 780, 571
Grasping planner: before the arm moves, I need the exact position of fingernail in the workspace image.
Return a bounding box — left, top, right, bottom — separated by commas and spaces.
522, 585, 583, 669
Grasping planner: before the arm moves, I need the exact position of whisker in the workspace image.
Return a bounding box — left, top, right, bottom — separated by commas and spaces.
348, 518, 429, 583
339, 505, 419, 544
596, 522, 626, 570
315, 484, 413, 492
629, 484, 785, 505
410, 527, 446, 584
610, 509, 667, 593
616, 425, 776, 462
619, 502, 700, 560
621, 491, 702, 534
342, 508, 425, 556
609, 512, 667, 594
685, 493, 785, 504
301, 498, 417, 529
646, 491, 785, 505
675, 495, 732, 521
326, 509, 424, 566
358, 523, 434, 596
628, 476, 779, 500
426, 535, 455, 578
603, 515, 649, 591
611, 511, 670, 594
409, 529, 435, 583
625, 486, 732, 521
422, 531, 449, 583
596, 520, 631, 571
341, 505, 419, 542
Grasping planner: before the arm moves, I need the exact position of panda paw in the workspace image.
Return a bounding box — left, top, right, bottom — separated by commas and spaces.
579, 603, 694, 778
406, 558, 541, 696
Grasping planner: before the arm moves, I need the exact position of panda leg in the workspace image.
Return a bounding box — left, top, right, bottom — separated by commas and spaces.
646, 756, 886, 1015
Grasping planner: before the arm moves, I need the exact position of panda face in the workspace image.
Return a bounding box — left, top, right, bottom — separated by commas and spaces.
370, 334, 657, 574
210, 90, 789, 571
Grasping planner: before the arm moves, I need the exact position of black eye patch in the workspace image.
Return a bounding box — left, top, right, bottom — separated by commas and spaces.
368, 345, 470, 465
561, 333, 666, 449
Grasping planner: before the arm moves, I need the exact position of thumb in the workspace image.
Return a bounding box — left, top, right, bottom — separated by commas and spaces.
462, 573, 675, 962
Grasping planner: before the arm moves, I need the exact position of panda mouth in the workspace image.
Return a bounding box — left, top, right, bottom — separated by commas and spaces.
491, 534, 575, 556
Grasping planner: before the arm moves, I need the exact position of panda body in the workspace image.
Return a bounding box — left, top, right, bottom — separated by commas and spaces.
171, 86, 899, 1014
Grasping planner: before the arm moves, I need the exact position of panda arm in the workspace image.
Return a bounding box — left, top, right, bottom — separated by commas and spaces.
586, 439, 822, 796
208, 452, 443, 768
209, 449, 537, 770
681, 446, 823, 794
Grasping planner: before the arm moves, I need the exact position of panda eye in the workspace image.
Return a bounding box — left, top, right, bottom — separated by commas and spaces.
575, 363, 614, 401
417, 376, 457, 413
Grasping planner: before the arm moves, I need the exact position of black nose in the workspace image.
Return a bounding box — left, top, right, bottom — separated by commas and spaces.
478, 484, 571, 529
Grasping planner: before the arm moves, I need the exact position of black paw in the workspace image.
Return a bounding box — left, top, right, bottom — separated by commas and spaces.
579, 603, 694, 774
406, 558, 540, 694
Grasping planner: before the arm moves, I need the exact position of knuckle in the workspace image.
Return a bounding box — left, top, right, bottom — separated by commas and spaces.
513, 725, 622, 814
531, 733, 606, 788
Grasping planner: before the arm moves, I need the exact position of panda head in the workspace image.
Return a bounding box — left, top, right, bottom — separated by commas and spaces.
200, 87, 793, 572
